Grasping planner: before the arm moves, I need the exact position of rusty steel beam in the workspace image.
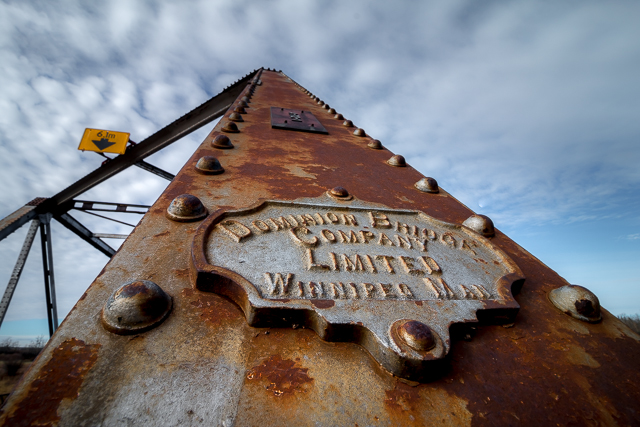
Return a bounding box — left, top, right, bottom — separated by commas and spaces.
1, 69, 638, 426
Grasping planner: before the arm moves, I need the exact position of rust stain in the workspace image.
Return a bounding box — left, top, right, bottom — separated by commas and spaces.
246, 355, 313, 396
183, 287, 243, 326
1, 338, 100, 427
310, 300, 335, 309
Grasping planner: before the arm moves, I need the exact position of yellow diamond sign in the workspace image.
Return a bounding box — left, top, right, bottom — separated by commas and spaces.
78, 128, 130, 154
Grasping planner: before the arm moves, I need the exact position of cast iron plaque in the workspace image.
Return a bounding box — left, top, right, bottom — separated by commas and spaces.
271, 107, 328, 134
192, 193, 524, 380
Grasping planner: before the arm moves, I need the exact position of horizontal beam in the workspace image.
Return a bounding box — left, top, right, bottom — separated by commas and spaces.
71, 200, 151, 215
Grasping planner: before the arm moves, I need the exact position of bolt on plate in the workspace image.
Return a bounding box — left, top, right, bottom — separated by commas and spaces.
191, 192, 524, 380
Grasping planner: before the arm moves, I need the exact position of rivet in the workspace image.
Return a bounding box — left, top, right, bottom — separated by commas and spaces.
335, 113, 344, 120
323, 104, 330, 110
415, 177, 439, 193
101, 280, 172, 335
195, 156, 224, 175
328, 187, 352, 200
387, 155, 406, 167
549, 285, 602, 323
228, 112, 244, 122
234, 106, 246, 114
237, 100, 248, 108
241, 96, 250, 103
328, 108, 336, 114
221, 122, 240, 133
368, 139, 383, 149
399, 320, 436, 351
353, 128, 366, 137
343, 120, 353, 127
212, 134, 234, 149
317, 100, 325, 106
166, 194, 208, 222
462, 215, 495, 237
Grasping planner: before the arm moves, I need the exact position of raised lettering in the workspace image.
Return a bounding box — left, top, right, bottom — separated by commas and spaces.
347, 282, 359, 298
396, 222, 410, 234
378, 283, 393, 298
397, 283, 414, 298
305, 248, 330, 271
321, 229, 336, 243
264, 273, 293, 296
460, 239, 477, 255
269, 216, 295, 230
295, 214, 317, 226
411, 237, 427, 252
376, 255, 396, 273
343, 214, 358, 226
369, 211, 391, 229
419, 256, 442, 274
423, 277, 454, 299
219, 220, 252, 243
377, 233, 395, 246
422, 228, 437, 241
399, 256, 423, 276
363, 254, 377, 273
251, 219, 271, 232
395, 234, 412, 249
440, 232, 456, 247
313, 213, 325, 225
338, 230, 359, 243
341, 254, 365, 272
325, 212, 339, 224
360, 283, 375, 298
359, 230, 375, 243
329, 282, 346, 299
329, 252, 338, 271
289, 226, 318, 247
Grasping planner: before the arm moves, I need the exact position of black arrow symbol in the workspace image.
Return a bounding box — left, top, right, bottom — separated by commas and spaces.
92, 138, 116, 151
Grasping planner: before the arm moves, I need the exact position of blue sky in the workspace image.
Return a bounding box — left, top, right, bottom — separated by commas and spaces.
0, 0, 639, 343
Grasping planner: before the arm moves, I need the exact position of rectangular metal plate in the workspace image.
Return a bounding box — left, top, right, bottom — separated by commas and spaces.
271, 107, 328, 134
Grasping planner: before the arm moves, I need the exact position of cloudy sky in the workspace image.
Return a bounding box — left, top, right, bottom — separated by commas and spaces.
1, 0, 639, 343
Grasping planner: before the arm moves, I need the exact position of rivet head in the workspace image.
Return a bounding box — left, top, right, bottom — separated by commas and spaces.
368, 139, 383, 149
387, 155, 406, 167
399, 320, 436, 351
241, 96, 250, 103
317, 100, 325, 106
328, 108, 336, 114
415, 177, 439, 193
101, 280, 172, 335
195, 156, 224, 175
233, 106, 246, 114
343, 120, 353, 127
462, 215, 495, 237
335, 113, 344, 120
212, 134, 234, 149
323, 104, 330, 110
166, 194, 208, 222
549, 285, 602, 323
353, 128, 366, 137
221, 121, 240, 133
237, 100, 248, 108
330, 186, 348, 197
228, 112, 244, 122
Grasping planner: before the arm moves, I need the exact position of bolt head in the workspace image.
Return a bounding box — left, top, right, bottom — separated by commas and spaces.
101, 280, 172, 335
221, 121, 240, 133
334, 113, 344, 120
317, 100, 325, 106
330, 186, 349, 198
387, 155, 406, 167
237, 100, 248, 108
343, 120, 353, 127
462, 214, 495, 237
323, 104, 330, 110
234, 106, 246, 114
328, 108, 336, 114
166, 194, 207, 222
195, 156, 224, 175
415, 177, 439, 193
228, 112, 244, 122
241, 96, 251, 103
368, 139, 383, 150
549, 285, 602, 323
353, 128, 366, 137
212, 134, 234, 149
399, 320, 436, 351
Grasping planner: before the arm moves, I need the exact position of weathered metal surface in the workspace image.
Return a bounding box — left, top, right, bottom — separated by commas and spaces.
549, 284, 602, 323
270, 107, 329, 134
192, 195, 523, 379
2, 69, 640, 426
